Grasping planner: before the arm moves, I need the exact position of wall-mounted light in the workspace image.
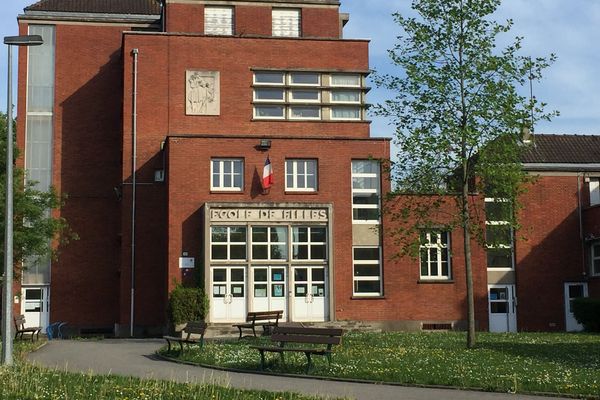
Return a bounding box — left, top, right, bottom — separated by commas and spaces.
258, 139, 271, 150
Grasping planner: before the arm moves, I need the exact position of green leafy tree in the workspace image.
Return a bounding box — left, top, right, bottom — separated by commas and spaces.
374, 0, 557, 347
0, 112, 75, 280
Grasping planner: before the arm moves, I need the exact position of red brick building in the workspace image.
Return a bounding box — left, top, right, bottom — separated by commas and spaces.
13, 0, 599, 335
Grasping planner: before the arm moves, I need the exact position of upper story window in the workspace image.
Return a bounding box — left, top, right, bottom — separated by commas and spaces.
286, 159, 318, 192
485, 198, 514, 269
272, 8, 301, 37
589, 177, 600, 206
591, 242, 600, 276
205, 6, 234, 35
351, 160, 381, 224
419, 231, 451, 280
211, 158, 243, 191
331, 74, 361, 87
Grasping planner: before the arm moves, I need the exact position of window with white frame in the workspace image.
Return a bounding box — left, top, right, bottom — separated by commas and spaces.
592, 242, 600, 276
351, 160, 380, 223
204, 6, 234, 35
353, 246, 382, 296
292, 227, 327, 260
589, 178, 600, 206
251, 226, 288, 260
252, 70, 366, 121
272, 8, 301, 37
485, 198, 514, 269
211, 158, 243, 191
419, 231, 451, 279
286, 159, 317, 191
211, 226, 247, 260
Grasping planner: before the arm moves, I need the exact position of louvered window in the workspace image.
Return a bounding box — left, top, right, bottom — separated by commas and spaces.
272, 9, 301, 37
205, 6, 234, 35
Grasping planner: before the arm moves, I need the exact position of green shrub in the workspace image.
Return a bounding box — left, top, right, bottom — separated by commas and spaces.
572, 297, 600, 332
167, 286, 209, 326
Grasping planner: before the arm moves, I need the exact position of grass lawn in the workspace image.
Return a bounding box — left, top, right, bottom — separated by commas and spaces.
161, 331, 600, 398
0, 341, 337, 400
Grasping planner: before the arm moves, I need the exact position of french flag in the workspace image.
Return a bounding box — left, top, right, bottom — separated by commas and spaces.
262, 156, 274, 189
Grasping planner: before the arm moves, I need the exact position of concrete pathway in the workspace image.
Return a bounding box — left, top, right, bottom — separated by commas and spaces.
28, 339, 570, 400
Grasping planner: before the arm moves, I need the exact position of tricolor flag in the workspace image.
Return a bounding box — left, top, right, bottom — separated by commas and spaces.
262, 156, 274, 189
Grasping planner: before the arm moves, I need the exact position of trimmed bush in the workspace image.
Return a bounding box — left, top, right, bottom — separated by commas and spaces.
572, 297, 600, 332
167, 286, 209, 326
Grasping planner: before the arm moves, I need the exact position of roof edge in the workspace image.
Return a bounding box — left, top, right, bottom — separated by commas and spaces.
19, 11, 161, 24
523, 163, 600, 172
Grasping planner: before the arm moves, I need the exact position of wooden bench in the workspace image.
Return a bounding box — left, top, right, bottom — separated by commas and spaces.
250, 326, 343, 372
13, 315, 42, 342
233, 310, 283, 339
163, 321, 207, 353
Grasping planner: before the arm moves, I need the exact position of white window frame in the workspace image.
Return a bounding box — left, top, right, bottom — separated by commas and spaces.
253, 71, 286, 86
204, 6, 234, 36
253, 105, 286, 120
330, 73, 361, 87
289, 72, 321, 87
592, 242, 600, 276
330, 90, 361, 104
331, 106, 362, 121
589, 177, 600, 206
253, 88, 285, 102
351, 160, 381, 224
352, 246, 382, 297
285, 159, 318, 192
288, 106, 321, 120
272, 8, 301, 38
251, 226, 288, 261
289, 89, 321, 103
419, 231, 451, 280
485, 198, 514, 270
210, 226, 247, 261
211, 158, 244, 191
292, 226, 327, 261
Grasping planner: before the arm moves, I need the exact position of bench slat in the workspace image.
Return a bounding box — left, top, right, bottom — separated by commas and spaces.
274, 327, 343, 336
271, 333, 341, 345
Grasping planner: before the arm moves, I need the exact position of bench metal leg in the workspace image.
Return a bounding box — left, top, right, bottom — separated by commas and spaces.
237, 326, 243, 340
178, 341, 184, 354
305, 352, 313, 373
252, 325, 256, 337
259, 350, 266, 370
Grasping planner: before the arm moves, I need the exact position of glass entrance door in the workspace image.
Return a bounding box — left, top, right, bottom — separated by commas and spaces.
292, 266, 328, 322
251, 266, 287, 318
22, 286, 49, 330
564, 282, 588, 332
488, 285, 517, 332
210, 267, 246, 322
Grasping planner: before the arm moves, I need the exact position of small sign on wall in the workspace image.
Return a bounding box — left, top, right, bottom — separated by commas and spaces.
179, 257, 195, 269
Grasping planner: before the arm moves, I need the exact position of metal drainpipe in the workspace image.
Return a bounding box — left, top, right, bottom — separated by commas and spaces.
130, 48, 139, 337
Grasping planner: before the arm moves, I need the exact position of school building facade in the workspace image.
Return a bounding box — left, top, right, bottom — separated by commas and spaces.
12, 0, 600, 336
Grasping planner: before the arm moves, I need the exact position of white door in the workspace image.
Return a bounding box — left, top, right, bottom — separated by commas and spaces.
251, 266, 287, 318
210, 267, 246, 323
22, 286, 49, 330
488, 285, 517, 333
292, 266, 328, 322
564, 282, 588, 332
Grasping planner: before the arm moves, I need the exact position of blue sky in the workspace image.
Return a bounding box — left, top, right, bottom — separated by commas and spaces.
1, 0, 599, 138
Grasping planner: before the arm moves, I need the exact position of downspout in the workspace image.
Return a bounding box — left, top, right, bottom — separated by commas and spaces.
130, 48, 139, 337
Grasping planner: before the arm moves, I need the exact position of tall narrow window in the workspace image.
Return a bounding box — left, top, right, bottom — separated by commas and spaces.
351, 160, 380, 223
419, 231, 451, 280
485, 198, 514, 269
353, 247, 382, 296
205, 6, 234, 35
211, 159, 244, 191
272, 9, 301, 37
286, 159, 317, 192
589, 178, 600, 206
591, 242, 600, 276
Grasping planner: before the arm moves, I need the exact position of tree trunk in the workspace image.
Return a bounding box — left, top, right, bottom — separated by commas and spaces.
462, 181, 476, 348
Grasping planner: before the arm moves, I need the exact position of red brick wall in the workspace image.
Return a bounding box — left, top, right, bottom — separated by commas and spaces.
302, 8, 340, 38
237, 5, 271, 36
166, 3, 204, 33
516, 175, 587, 331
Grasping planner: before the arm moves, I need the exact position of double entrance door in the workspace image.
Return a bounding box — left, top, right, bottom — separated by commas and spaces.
210, 265, 328, 323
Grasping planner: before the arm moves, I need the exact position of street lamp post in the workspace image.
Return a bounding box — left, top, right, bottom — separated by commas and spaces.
1, 34, 43, 366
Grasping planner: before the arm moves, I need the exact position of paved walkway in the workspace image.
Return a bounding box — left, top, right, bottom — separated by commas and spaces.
28, 339, 569, 400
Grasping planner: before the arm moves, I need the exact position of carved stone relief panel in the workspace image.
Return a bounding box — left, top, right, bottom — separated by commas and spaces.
186, 70, 220, 115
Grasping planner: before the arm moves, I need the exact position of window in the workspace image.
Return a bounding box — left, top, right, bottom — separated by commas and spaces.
351, 160, 380, 223
485, 198, 514, 269
592, 242, 600, 276
211, 226, 247, 260
211, 159, 243, 191
204, 6, 234, 35
419, 231, 451, 279
285, 159, 317, 191
590, 178, 600, 206
252, 70, 366, 121
353, 247, 382, 296
272, 9, 301, 37
292, 227, 327, 260
251, 226, 288, 260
